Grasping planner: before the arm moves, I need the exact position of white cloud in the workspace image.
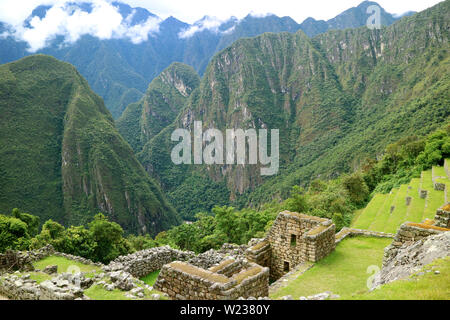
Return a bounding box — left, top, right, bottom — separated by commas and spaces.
0, 0, 444, 49
124, 0, 444, 24
1, 0, 161, 52
178, 16, 229, 39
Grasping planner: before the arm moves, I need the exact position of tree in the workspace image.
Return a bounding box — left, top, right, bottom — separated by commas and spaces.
88, 213, 129, 264
0, 214, 30, 252
342, 173, 370, 206
284, 186, 309, 213
11, 208, 40, 236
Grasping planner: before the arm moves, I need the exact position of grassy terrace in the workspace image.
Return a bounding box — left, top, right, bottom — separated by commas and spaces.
352, 164, 449, 234
352, 193, 388, 230
270, 237, 392, 299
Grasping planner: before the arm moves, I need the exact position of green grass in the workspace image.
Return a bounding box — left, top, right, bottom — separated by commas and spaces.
353, 194, 388, 230
353, 166, 449, 234
367, 189, 398, 232
28, 272, 53, 284
422, 170, 434, 191
406, 178, 426, 223
140, 270, 160, 286
84, 285, 134, 300
424, 188, 446, 220
84, 283, 168, 301
385, 184, 409, 234
433, 166, 447, 178
344, 257, 450, 300
33, 256, 101, 274
270, 237, 393, 299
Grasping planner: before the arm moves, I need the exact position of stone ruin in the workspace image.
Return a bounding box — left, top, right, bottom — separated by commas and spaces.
153, 211, 337, 299
246, 211, 336, 280
154, 257, 269, 300
381, 204, 450, 273
1, 211, 338, 300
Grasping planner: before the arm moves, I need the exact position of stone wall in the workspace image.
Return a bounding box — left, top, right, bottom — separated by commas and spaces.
435, 204, 450, 228
335, 227, 395, 245
246, 241, 271, 268
382, 221, 450, 269
0, 273, 89, 300
154, 259, 269, 300
0, 245, 55, 273
105, 246, 196, 278
265, 211, 335, 280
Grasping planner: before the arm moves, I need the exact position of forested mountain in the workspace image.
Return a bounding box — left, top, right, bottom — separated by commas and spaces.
132, 0, 449, 219
117, 63, 200, 153
0, 1, 400, 119
0, 55, 180, 235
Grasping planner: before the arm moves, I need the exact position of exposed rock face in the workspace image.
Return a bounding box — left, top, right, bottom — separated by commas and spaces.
373, 232, 450, 288
117, 63, 201, 153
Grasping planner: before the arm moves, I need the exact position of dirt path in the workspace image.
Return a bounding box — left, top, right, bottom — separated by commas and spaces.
0, 294, 9, 300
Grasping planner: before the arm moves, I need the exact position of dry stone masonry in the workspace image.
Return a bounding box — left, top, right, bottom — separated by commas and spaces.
246, 211, 336, 280
435, 204, 450, 228
378, 205, 450, 289
154, 258, 269, 300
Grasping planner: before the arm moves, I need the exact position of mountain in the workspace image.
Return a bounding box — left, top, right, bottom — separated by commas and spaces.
0, 1, 400, 119
133, 0, 449, 219
0, 55, 180, 235
117, 63, 200, 153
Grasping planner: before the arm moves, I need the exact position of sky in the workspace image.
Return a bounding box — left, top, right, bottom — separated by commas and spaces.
0, 0, 444, 51
124, 0, 444, 23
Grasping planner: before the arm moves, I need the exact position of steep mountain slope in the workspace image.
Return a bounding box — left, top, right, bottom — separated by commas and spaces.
0, 1, 400, 118
136, 1, 449, 219
0, 55, 180, 235
117, 63, 200, 153
299, 1, 397, 37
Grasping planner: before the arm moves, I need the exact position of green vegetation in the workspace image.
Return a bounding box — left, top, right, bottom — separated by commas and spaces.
33, 256, 101, 274
353, 130, 450, 233
83, 282, 168, 301
117, 63, 201, 153
140, 270, 160, 287
134, 1, 449, 220
344, 257, 450, 300
270, 237, 393, 299
0, 55, 180, 236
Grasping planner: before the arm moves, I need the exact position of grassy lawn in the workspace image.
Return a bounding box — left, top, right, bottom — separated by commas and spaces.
33, 256, 101, 275
140, 270, 160, 286
345, 257, 450, 300
270, 237, 392, 299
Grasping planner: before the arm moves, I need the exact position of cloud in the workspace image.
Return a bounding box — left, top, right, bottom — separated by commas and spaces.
178, 16, 230, 39
1, 0, 161, 52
